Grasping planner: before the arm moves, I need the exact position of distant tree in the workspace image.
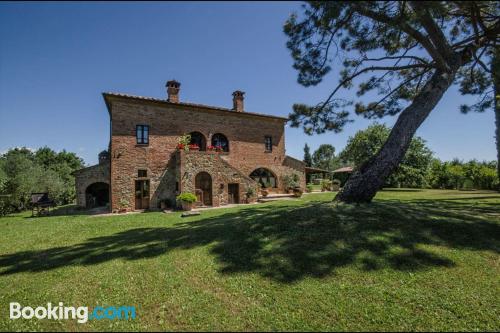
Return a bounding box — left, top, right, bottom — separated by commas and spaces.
303, 143, 313, 167
427, 158, 450, 189
0, 159, 6, 193
284, 1, 500, 202
312, 144, 336, 171
340, 124, 433, 187
0, 146, 85, 215
427, 159, 498, 190
34, 147, 58, 169
447, 163, 466, 190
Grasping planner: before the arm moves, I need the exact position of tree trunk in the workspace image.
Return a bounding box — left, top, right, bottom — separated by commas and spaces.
335, 69, 457, 203
493, 49, 500, 190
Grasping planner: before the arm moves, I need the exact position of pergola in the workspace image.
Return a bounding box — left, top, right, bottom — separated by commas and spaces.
304, 166, 333, 180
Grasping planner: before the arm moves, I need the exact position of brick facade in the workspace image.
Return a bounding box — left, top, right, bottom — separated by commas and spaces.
75, 82, 305, 212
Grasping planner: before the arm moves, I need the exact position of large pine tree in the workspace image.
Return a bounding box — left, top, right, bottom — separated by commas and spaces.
284, 1, 499, 202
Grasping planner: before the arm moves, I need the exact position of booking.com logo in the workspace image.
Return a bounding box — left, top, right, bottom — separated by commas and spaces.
9, 302, 136, 324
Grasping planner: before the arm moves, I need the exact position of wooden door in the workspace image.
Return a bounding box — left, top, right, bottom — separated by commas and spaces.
195, 172, 212, 206
228, 183, 239, 204
135, 180, 150, 209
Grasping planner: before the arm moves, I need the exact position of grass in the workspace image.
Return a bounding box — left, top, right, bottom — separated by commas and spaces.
0, 189, 499, 331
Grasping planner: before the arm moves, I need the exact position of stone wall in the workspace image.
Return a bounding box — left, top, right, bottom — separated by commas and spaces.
74, 162, 110, 207
179, 150, 259, 206
281, 155, 307, 189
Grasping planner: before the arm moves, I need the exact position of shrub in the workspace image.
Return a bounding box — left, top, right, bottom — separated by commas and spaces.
282, 172, 300, 191
331, 179, 341, 191
176, 192, 197, 203
320, 179, 332, 191
462, 179, 474, 190
306, 183, 314, 193
246, 186, 256, 198
0, 195, 14, 216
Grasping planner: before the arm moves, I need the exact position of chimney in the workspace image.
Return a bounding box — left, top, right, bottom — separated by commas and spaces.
98, 150, 109, 164
232, 90, 245, 112
166, 80, 181, 103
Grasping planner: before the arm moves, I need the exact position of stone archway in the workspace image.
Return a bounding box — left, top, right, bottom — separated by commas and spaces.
195, 172, 212, 206
249, 168, 278, 188
85, 182, 109, 208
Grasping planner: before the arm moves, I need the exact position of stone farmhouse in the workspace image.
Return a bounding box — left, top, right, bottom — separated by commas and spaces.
74, 80, 305, 212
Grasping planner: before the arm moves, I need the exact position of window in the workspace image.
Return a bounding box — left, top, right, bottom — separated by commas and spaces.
211, 133, 229, 152
264, 136, 272, 152
136, 125, 149, 144
189, 131, 206, 151
250, 168, 277, 188
138, 169, 147, 178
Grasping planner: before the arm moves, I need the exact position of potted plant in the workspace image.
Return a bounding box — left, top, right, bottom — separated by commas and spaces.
207, 145, 216, 151
332, 179, 341, 191
292, 186, 303, 198
260, 182, 270, 197
245, 186, 256, 203
215, 145, 223, 152
118, 199, 129, 213
282, 173, 300, 193
177, 133, 191, 152
320, 179, 332, 192
176, 192, 197, 211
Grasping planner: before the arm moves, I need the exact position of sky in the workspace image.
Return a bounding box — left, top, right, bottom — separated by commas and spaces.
0, 1, 497, 166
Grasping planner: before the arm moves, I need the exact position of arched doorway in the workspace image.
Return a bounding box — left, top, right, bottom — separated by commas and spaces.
189, 131, 206, 151
249, 168, 278, 188
85, 182, 109, 208
195, 172, 212, 206
211, 133, 229, 152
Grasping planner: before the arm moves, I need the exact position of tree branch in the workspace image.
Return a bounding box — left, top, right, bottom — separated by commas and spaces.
409, 1, 456, 66
360, 67, 432, 115
319, 63, 430, 112
350, 2, 449, 70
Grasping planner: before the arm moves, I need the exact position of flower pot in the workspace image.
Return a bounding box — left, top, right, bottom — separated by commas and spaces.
293, 187, 303, 198
181, 201, 193, 211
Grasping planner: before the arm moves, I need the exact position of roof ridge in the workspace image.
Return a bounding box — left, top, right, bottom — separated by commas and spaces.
102, 92, 288, 121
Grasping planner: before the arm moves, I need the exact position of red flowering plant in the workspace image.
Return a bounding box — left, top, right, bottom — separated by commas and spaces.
207, 145, 216, 151
215, 145, 223, 152
177, 133, 191, 152
188, 144, 200, 151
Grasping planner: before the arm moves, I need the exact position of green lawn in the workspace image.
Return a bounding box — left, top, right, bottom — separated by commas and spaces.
0, 189, 499, 331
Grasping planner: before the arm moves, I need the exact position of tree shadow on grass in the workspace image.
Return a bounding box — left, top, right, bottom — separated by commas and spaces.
1, 199, 499, 282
